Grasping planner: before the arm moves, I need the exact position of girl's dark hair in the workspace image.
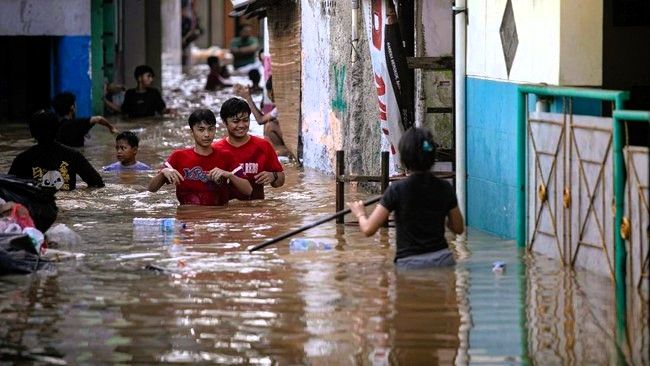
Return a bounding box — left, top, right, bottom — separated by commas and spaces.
29, 110, 60, 143
188, 109, 217, 128
219, 97, 251, 122
398, 127, 437, 172
116, 131, 140, 148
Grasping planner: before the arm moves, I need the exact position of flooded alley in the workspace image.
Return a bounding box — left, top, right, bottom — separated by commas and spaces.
1, 0, 649, 364
1, 64, 643, 364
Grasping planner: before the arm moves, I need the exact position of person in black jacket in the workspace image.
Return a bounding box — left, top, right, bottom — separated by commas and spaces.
53, 92, 117, 147
8, 110, 105, 191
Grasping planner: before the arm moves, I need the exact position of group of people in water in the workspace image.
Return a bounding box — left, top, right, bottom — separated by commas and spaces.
8, 63, 285, 203
3, 61, 464, 270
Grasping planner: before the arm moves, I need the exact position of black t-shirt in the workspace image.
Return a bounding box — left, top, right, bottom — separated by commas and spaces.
56, 117, 93, 147
380, 172, 458, 261
121, 87, 166, 118
8, 142, 104, 191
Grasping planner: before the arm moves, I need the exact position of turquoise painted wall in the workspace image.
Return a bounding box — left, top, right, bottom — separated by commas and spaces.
466, 77, 519, 238
54, 36, 92, 117
466, 77, 603, 239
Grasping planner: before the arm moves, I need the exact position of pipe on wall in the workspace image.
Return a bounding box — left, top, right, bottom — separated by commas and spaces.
414, 0, 424, 128
351, 0, 359, 63
454, 0, 467, 222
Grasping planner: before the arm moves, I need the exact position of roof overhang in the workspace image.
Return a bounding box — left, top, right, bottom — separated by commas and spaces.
229, 0, 286, 18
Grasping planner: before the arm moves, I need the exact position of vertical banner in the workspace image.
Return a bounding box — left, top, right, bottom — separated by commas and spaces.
364, 0, 414, 169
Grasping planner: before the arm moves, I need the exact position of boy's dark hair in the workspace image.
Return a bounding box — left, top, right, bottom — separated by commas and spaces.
134, 65, 155, 80
52, 92, 75, 117
219, 97, 251, 122
28, 110, 60, 144
116, 131, 140, 148
265, 76, 272, 92
248, 69, 261, 86
188, 109, 217, 128
398, 127, 437, 172
207, 56, 219, 67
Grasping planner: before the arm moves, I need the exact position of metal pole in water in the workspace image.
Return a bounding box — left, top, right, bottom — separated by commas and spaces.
381, 151, 389, 227
336, 150, 345, 223
249, 196, 382, 252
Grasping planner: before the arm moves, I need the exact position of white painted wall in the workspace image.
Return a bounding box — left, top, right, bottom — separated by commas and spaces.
559, 0, 602, 85
467, 0, 560, 84
467, 0, 603, 86
0, 0, 90, 36
300, 0, 333, 171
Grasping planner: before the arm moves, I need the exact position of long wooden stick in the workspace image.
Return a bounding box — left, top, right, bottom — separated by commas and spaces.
248, 196, 381, 253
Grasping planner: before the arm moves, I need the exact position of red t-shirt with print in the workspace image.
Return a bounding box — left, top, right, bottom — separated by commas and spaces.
212, 135, 283, 200
165, 148, 241, 206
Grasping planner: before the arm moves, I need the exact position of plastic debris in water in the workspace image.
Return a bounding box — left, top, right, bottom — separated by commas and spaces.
289, 238, 334, 252
133, 217, 186, 233
492, 261, 506, 273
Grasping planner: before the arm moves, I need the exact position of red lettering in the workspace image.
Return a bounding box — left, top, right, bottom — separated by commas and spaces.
372, 0, 383, 50
375, 74, 386, 96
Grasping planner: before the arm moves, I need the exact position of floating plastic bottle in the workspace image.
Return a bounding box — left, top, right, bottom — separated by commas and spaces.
22, 227, 46, 255
492, 261, 506, 273
132, 218, 186, 233
289, 238, 334, 252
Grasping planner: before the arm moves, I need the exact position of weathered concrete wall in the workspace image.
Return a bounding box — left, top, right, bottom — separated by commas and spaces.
421, 0, 454, 149
559, 0, 602, 85
301, 0, 381, 177
0, 0, 90, 35
301, 0, 332, 171
423, 0, 452, 58
161, 0, 182, 71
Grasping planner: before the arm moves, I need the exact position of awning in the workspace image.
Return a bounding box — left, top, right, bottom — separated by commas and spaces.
229, 0, 287, 18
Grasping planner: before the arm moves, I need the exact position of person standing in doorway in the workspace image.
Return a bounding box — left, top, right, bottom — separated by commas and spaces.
213, 97, 285, 200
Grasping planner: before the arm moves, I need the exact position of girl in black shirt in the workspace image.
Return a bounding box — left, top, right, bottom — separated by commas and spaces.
348, 127, 464, 269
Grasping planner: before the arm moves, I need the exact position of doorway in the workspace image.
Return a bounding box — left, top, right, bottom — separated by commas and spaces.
0, 36, 52, 123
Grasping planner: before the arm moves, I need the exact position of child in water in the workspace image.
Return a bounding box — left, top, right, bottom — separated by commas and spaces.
103, 131, 151, 171
347, 127, 464, 269
204, 56, 232, 91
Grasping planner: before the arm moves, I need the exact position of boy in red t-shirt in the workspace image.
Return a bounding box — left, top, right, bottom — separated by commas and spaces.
148, 109, 251, 205
213, 97, 284, 200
